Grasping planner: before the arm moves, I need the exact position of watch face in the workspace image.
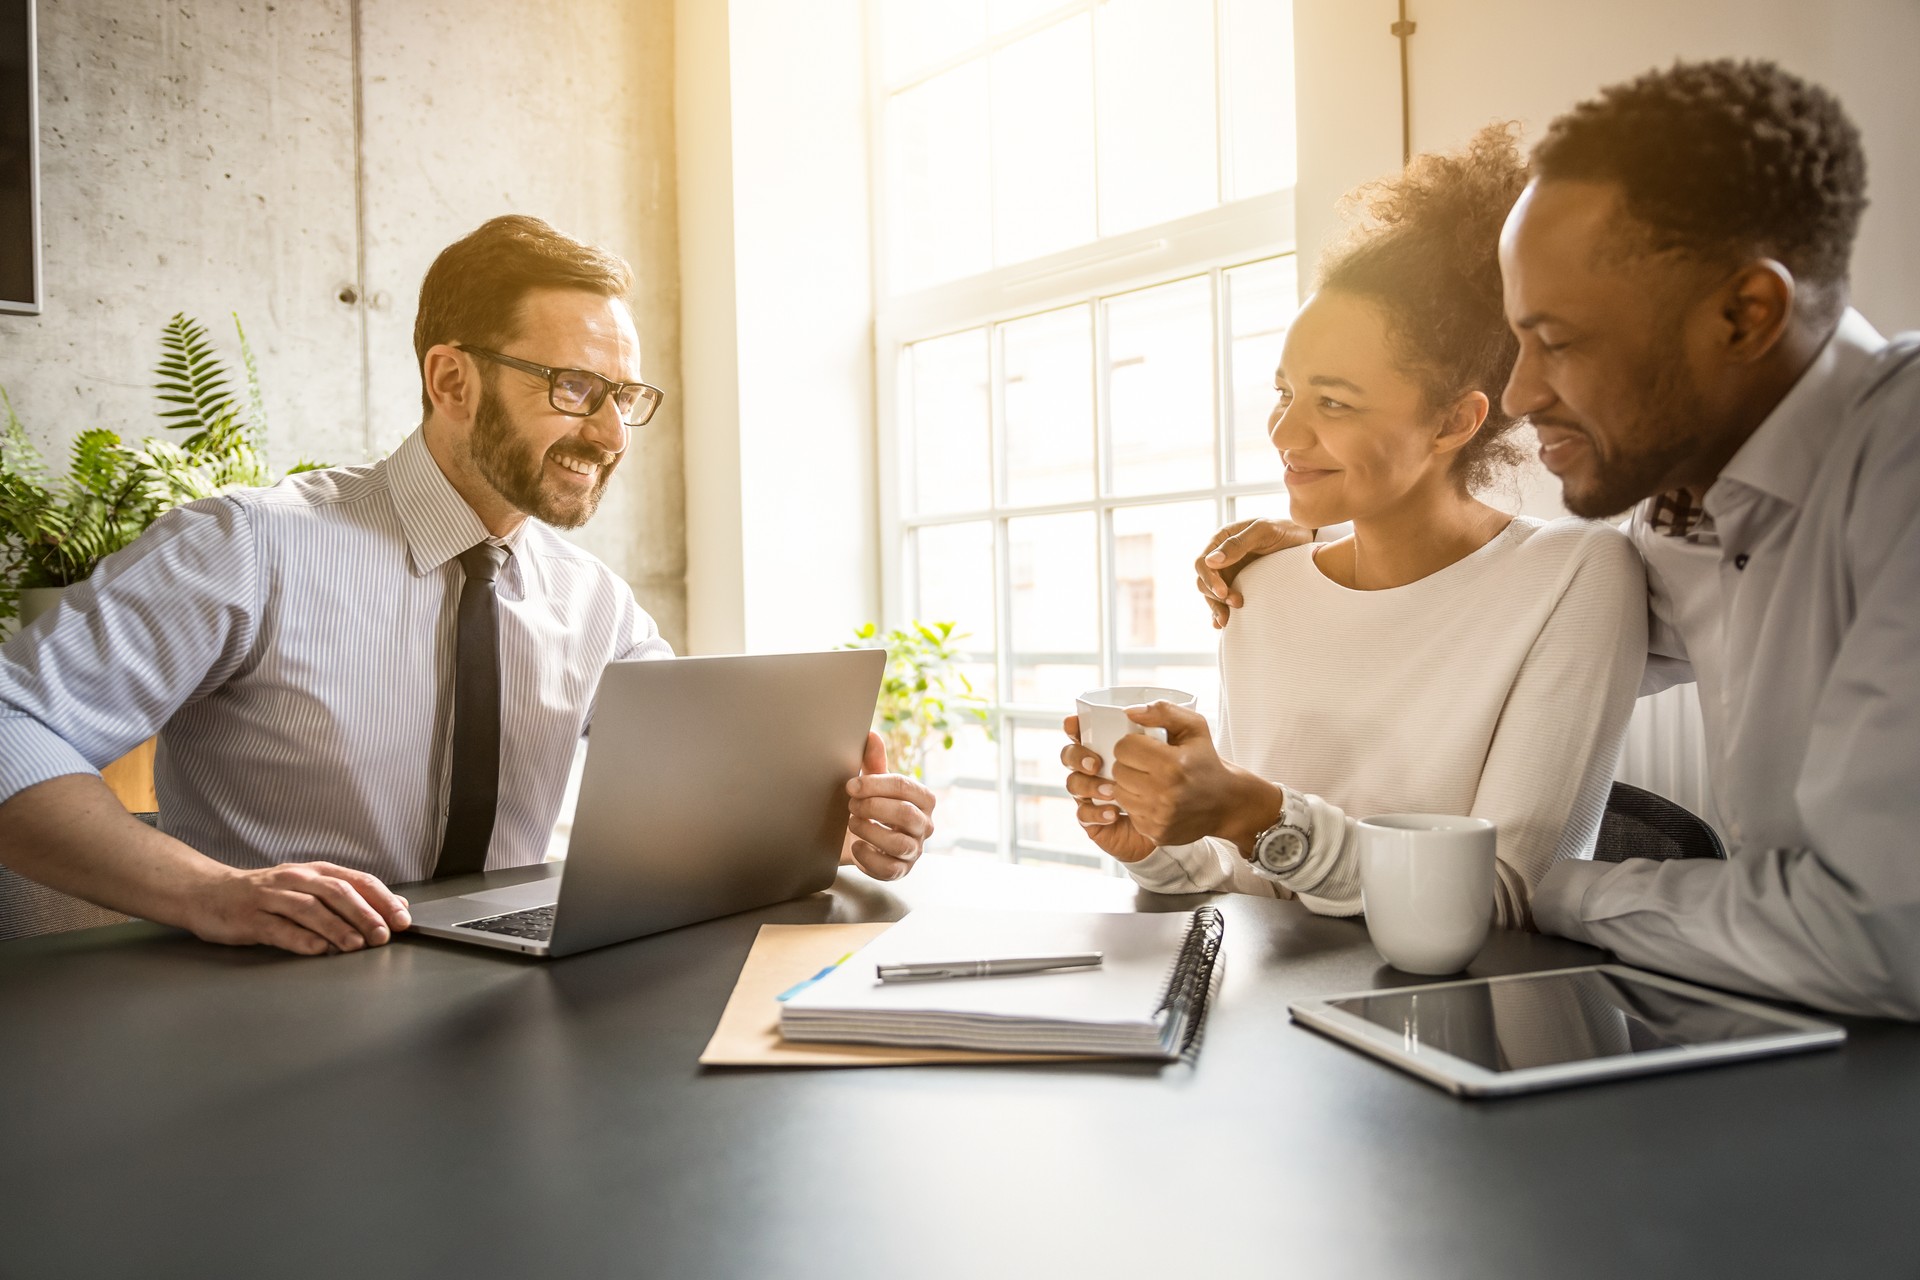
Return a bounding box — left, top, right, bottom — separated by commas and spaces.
1257, 828, 1308, 876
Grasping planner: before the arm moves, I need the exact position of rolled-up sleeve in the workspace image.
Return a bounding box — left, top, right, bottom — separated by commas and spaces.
0, 497, 260, 806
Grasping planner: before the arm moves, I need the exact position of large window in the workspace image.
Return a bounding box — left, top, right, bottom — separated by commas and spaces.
871, 0, 1299, 870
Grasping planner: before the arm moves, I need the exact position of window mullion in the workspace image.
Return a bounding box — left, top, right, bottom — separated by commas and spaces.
1213, 265, 1233, 495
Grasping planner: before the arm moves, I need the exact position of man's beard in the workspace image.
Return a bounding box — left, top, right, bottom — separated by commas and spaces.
469, 387, 621, 529
1559, 343, 1710, 520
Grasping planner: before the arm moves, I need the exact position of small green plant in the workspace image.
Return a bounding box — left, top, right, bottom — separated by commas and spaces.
0, 313, 324, 622
844, 620, 993, 780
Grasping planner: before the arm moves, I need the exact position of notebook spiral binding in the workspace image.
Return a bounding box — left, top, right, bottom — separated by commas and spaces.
1154, 905, 1226, 1061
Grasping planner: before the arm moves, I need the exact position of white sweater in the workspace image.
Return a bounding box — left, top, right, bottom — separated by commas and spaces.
1124, 517, 1648, 929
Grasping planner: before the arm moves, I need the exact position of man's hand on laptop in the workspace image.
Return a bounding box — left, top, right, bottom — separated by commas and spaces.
193, 861, 413, 957
843, 731, 936, 881
1196, 517, 1312, 628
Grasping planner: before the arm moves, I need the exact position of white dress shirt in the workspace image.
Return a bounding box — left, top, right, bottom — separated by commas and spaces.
1534, 311, 1920, 1018
1123, 518, 1647, 930
0, 429, 671, 882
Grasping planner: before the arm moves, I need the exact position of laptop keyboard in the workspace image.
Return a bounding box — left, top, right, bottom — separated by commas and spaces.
457, 903, 556, 942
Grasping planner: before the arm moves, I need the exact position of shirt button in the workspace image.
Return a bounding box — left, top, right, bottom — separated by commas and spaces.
1733, 553, 1750, 570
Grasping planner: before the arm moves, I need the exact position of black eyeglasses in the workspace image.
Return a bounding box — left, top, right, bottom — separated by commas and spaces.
462, 346, 665, 428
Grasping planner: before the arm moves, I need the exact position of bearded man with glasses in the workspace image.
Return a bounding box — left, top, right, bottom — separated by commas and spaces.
0, 215, 935, 956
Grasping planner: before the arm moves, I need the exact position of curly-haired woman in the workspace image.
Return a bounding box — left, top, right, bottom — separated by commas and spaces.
1060, 125, 1646, 929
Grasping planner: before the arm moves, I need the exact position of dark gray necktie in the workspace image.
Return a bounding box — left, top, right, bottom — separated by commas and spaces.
433, 542, 510, 879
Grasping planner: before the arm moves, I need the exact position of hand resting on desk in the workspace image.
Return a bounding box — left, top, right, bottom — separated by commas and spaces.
840, 731, 936, 881
0, 773, 412, 957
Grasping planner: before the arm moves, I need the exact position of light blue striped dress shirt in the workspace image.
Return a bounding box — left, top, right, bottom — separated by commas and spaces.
0, 429, 671, 882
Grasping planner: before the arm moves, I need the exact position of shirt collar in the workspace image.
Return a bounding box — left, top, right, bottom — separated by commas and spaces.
386, 429, 530, 577
1710, 308, 1886, 513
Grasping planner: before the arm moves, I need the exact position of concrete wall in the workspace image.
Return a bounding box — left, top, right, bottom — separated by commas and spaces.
0, 0, 686, 646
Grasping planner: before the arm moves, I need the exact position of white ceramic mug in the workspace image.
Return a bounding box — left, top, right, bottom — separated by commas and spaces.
1357, 814, 1498, 975
1073, 686, 1198, 781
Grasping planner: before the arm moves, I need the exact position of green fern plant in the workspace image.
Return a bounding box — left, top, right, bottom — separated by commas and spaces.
0, 313, 325, 624
843, 620, 993, 780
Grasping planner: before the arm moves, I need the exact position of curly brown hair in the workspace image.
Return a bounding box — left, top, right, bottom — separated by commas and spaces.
1316, 124, 1530, 493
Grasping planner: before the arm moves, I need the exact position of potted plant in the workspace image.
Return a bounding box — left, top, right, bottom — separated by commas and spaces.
1, 312, 321, 625
843, 619, 992, 782
0, 313, 323, 807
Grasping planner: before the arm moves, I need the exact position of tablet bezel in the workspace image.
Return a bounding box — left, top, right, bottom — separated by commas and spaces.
1288, 964, 1845, 1097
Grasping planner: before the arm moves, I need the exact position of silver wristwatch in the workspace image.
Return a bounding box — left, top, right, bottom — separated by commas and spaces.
1249, 786, 1314, 881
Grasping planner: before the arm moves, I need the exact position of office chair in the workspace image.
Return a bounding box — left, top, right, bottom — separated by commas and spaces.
0, 811, 150, 941
1593, 782, 1726, 864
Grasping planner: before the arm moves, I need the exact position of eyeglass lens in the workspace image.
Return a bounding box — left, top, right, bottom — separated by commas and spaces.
547, 371, 656, 426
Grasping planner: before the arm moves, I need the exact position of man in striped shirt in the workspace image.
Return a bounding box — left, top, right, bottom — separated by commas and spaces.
0, 215, 935, 956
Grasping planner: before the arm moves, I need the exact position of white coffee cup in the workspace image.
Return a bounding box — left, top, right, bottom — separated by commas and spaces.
1357, 814, 1497, 975
1073, 686, 1198, 781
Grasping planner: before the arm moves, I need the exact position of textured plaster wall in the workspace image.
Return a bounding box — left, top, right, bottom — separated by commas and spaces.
0, 0, 686, 647
0, 0, 364, 467
357, 1, 685, 642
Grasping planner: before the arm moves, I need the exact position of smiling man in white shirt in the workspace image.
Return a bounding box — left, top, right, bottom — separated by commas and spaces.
0, 215, 935, 956
1197, 61, 1920, 1019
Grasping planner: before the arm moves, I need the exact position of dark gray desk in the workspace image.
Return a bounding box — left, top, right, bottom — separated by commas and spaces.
2, 855, 1916, 1280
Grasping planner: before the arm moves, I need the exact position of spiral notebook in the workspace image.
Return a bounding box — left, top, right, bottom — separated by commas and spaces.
778, 907, 1225, 1060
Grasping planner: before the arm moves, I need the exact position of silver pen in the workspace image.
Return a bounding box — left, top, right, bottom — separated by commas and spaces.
876, 952, 1104, 982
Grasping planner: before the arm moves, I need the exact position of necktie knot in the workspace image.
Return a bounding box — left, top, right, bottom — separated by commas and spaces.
459, 542, 510, 585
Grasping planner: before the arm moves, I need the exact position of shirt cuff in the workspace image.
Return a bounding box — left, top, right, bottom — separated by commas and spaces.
1534, 858, 1610, 945
0, 715, 102, 806
1123, 843, 1213, 894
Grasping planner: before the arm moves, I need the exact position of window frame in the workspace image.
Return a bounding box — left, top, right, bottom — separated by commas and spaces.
866, 0, 1299, 867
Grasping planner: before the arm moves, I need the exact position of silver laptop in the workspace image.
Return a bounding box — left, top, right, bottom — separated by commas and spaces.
408, 648, 885, 957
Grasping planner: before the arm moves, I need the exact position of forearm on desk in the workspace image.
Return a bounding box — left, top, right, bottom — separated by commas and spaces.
0, 773, 233, 926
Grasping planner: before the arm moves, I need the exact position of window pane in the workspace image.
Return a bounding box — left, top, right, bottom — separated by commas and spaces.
880, 0, 987, 85
927, 722, 1001, 853
1008, 510, 1100, 707
1094, 0, 1218, 235
1222, 0, 1297, 198
1226, 256, 1299, 483
887, 65, 993, 294
990, 15, 1096, 267
1112, 501, 1220, 717
1001, 304, 1094, 506
989, 0, 1066, 33
1231, 490, 1292, 524
1013, 721, 1098, 864
1106, 276, 1215, 496
914, 520, 998, 702
909, 329, 991, 515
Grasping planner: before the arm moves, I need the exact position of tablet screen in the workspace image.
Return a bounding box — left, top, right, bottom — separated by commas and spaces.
1327, 969, 1793, 1073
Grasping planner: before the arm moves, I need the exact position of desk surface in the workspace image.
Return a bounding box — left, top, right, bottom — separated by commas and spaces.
2, 855, 1916, 1280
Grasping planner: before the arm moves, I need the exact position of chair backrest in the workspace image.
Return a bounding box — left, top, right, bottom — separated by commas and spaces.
0, 811, 148, 941
1594, 782, 1726, 864
0, 866, 133, 940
